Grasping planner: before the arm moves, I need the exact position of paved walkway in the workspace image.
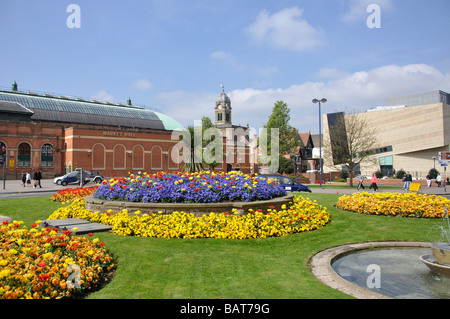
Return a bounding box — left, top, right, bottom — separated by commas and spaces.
309, 184, 450, 196
0, 179, 98, 195
1, 179, 450, 196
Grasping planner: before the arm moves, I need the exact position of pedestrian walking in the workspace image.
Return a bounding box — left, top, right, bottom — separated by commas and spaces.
21, 172, 26, 187
369, 173, 378, 191
25, 172, 31, 186
33, 170, 42, 188
426, 174, 431, 187
357, 173, 365, 190
437, 174, 442, 187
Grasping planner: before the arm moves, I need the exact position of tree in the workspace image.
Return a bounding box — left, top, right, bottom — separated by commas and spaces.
278, 155, 295, 175
181, 126, 204, 173
259, 101, 299, 173
201, 116, 222, 171
323, 111, 379, 187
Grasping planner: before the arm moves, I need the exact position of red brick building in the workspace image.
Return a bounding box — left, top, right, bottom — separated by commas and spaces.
0, 83, 251, 179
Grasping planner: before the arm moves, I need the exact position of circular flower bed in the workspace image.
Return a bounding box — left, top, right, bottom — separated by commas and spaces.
51, 186, 98, 203
0, 220, 115, 299
336, 192, 449, 218
94, 171, 286, 203
48, 196, 331, 239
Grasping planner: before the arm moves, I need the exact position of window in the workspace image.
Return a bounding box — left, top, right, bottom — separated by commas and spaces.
226, 113, 230, 122
379, 156, 394, 176
18, 143, 31, 167
41, 144, 53, 167
218, 113, 222, 121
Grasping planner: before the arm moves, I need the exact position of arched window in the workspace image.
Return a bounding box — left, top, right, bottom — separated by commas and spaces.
41, 144, 53, 167
18, 143, 31, 167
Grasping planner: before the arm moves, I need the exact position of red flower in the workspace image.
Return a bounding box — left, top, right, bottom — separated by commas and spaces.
2, 220, 9, 225
88, 233, 93, 237
39, 273, 50, 282
194, 188, 200, 191
39, 262, 47, 268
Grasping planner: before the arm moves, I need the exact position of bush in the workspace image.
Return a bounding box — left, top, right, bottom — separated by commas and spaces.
375, 170, 383, 179
340, 170, 348, 180
395, 169, 406, 180
428, 168, 439, 179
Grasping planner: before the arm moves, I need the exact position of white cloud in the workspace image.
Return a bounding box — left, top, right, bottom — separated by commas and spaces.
244, 6, 326, 52
92, 90, 114, 102
315, 68, 352, 80
210, 50, 234, 63
342, 0, 394, 24
134, 79, 153, 91
157, 64, 450, 134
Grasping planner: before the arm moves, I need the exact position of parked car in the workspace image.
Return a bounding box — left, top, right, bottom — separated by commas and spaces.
84, 170, 104, 184
259, 174, 312, 193
53, 171, 90, 186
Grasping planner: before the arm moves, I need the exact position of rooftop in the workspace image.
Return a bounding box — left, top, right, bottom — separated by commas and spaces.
0, 87, 184, 131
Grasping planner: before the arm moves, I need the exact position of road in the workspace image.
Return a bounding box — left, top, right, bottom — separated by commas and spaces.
0, 179, 99, 199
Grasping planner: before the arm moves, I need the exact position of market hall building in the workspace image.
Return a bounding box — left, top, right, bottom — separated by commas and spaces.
0, 83, 251, 180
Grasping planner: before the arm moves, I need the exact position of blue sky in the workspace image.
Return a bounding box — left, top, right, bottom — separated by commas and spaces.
1, 0, 449, 134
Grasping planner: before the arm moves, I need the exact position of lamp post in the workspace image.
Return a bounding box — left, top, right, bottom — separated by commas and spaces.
312, 98, 327, 188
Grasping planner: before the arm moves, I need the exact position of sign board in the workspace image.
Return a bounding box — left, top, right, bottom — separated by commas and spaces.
439, 152, 450, 161
9, 159, 14, 170
409, 183, 421, 192
439, 152, 450, 166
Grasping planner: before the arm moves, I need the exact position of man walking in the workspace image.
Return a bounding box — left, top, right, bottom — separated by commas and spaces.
357, 173, 365, 190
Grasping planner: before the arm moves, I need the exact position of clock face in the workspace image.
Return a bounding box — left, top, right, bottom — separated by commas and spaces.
218, 105, 223, 109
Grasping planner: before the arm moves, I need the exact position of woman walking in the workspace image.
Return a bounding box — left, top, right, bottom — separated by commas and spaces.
369, 173, 378, 191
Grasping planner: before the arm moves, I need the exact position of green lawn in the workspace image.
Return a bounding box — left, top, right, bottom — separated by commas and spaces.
0, 193, 443, 299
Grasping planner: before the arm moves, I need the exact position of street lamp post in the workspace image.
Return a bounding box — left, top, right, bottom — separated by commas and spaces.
312, 98, 327, 188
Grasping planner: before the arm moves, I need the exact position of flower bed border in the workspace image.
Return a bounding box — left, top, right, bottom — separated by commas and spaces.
84, 194, 295, 217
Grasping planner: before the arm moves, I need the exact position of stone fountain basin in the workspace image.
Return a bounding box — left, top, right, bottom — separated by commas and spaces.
420, 254, 450, 277
431, 242, 450, 265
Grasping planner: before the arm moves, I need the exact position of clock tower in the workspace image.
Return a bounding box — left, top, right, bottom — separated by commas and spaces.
215, 84, 232, 127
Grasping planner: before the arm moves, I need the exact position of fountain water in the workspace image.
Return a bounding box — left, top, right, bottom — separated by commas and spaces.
421, 207, 450, 276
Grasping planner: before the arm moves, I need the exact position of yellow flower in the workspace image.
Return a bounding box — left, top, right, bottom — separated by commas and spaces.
42, 252, 53, 259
